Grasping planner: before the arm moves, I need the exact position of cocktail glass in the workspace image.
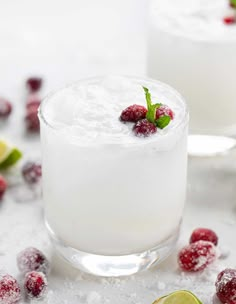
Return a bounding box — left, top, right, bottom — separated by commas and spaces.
39, 76, 189, 276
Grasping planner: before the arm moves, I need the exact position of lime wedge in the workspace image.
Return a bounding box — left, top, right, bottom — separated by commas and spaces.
153, 290, 202, 304
0, 140, 22, 170
0, 140, 11, 163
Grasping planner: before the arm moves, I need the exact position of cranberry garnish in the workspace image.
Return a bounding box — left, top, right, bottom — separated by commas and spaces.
155, 105, 174, 120
216, 268, 236, 304
0, 99, 12, 119
24, 271, 47, 299
0, 175, 7, 201
190, 228, 218, 246
0, 274, 21, 304
26, 77, 42, 93
26, 95, 41, 112
178, 240, 216, 272
25, 109, 40, 132
223, 16, 236, 24
17, 247, 49, 275
22, 162, 42, 185
133, 119, 157, 137
120, 104, 147, 122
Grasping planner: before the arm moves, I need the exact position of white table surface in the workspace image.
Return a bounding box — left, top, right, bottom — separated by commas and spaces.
1, 1, 236, 303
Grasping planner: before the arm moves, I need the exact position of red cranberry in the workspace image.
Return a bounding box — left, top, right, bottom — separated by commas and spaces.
26, 102, 40, 115
24, 271, 47, 299
17, 247, 49, 275
26, 95, 41, 112
25, 109, 40, 132
190, 228, 218, 246
22, 162, 42, 185
0, 99, 12, 119
0, 274, 21, 304
120, 104, 147, 122
178, 240, 216, 272
133, 119, 157, 137
223, 16, 236, 24
216, 269, 236, 304
155, 105, 174, 120
0, 176, 7, 201
26, 78, 42, 93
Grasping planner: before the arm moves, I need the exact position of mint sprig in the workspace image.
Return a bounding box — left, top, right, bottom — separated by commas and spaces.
143, 87, 161, 123
143, 86, 152, 109
143, 86, 171, 129
155, 115, 171, 129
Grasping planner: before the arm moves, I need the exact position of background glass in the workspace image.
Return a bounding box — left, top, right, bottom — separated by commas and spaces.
148, 0, 236, 156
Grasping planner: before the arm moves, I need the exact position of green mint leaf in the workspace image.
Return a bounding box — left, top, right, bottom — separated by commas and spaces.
154, 103, 162, 108
146, 103, 162, 123
155, 115, 171, 129
143, 86, 152, 110
143, 86, 162, 123
146, 106, 155, 123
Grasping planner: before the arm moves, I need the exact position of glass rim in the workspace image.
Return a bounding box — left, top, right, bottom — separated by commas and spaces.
38, 75, 189, 145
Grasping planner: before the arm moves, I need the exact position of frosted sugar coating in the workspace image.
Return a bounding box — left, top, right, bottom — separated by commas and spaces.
40, 76, 187, 145
150, 0, 236, 42
0, 274, 21, 304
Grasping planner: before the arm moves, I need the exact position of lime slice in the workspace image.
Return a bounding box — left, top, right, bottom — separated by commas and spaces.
153, 290, 202, 304
0, 140, 11, 163
0, 140, 22, 170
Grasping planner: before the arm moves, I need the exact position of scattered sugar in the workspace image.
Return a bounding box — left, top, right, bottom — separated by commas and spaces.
130, 292, 137, 298
223, 217, 236, 226
157, 282, 166, 290
37, 255, 228, 304
195, 256, 208, 270
86, 291, 102, 304
9, 184, 40, 203
219, 246, 230, 260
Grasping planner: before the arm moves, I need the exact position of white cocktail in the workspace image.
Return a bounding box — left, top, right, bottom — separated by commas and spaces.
148, 0, 236, 155
39, 76, 188, 276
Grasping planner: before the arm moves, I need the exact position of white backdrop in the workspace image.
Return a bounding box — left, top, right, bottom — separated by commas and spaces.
0, 0, 149, 96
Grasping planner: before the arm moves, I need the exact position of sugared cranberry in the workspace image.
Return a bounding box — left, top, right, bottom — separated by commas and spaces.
22, 162, 42, 185
26, 78, 42, 93
216, 268, 236, 304
155, 105, 174, 120
178, 240, 216, 272
26, 95, 41, 112
0, 176, 7, 201
17, 247, 49, 275
24, 271, 47, 299
133, 119, 157, 137
190, 228, 218, 246
0, 274, 21, 304
223, 16, 236, 24
26, 101, 40, 113
0, 99, 12, 119
25, 109, 40, 132
120, 104, 147, 122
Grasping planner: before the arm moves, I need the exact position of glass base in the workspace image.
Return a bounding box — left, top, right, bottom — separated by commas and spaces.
188, 134, 236, 157
46, 222, 179, 277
